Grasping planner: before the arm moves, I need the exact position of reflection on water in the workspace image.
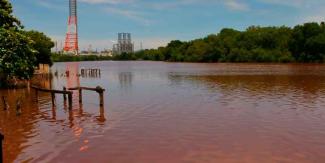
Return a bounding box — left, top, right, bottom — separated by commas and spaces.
1, 62, 325, 163
119, 72, 133, 89
66, 62, 80, 89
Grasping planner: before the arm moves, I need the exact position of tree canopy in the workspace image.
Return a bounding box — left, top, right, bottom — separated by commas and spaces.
134, 22, 325, 63
0, 28, 36, 80
0, 0, 53, 87
0, 0, 21, 29
24, 30, 55, 65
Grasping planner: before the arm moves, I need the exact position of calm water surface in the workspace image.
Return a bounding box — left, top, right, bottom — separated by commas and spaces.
1, 61, 325, 163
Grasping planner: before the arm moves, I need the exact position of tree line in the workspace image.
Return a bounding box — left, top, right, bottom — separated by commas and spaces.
132, 22, 325, 63
0, 0, 54, 87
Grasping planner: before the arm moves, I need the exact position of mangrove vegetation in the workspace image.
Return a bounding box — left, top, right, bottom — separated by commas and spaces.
134, 22, 325, 63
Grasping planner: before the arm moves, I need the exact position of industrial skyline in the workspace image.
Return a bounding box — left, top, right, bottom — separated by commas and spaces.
113, 33, 134, 55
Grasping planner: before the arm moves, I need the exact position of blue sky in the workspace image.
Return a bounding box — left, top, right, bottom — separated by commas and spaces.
10, 0, 325, 51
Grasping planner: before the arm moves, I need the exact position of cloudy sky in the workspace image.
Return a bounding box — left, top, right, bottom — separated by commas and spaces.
10, 0, 325, 51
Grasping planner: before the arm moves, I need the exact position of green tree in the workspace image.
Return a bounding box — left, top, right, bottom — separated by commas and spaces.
130, 22, 324, 63
291, 22, 325, 62
0, 0, 36, 86
0, 0, 21, 29
24, 30, 55, 65
0, 28, 36, 81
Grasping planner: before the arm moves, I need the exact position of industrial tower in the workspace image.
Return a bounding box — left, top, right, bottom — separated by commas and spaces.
64, 0, 79, 55
113, 33, 134, 55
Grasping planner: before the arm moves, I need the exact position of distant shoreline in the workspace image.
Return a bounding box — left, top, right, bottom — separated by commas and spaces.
52, 54, 325, 64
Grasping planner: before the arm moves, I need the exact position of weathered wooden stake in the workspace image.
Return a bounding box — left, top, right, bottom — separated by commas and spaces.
2, 96, 8, 111
16, 99, 22, 116
98, 106, 106, 122
63, 87, 67, 102
96, 86, 105, 107
0, 132, 3, 163
99, 92, 104, 106
51, 92, 56, 107
68, 93, 73, 110
79, 88, 83, 103
68, 86, 105, 106
52, 106, 57, 120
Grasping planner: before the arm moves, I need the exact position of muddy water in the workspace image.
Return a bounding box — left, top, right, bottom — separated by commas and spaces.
1, 61, 325, 163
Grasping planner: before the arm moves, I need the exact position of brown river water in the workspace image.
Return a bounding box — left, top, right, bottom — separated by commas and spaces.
1, 61, 325, 163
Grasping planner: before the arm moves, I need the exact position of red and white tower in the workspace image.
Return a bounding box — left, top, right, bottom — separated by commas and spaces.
64, 0, 79, 55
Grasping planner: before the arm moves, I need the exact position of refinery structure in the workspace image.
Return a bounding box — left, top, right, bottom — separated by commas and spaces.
113, 33, 134, 55
62, 1, 135, 55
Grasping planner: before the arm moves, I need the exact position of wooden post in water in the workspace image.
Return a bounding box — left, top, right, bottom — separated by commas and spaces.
68, 86, 105, 107
31, 86, 73, 109
63, 87, 67, 102
2, 96, 8, 111
68, 93, 73, 110
79, 88, 82, 103
98, 106, 106, 122
16, 99, 22, 116
0, 132, 3, 163
51, 92, 56, 107
99, 92, 104, 106
96, 86, 105, 107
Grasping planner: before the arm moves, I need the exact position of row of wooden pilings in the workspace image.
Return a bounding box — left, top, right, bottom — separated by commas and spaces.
0, 86, 105, 162
2, 85, 105, 115
81, 69, 101, 78
32, 85, 105, 109
0, 86, 105, 163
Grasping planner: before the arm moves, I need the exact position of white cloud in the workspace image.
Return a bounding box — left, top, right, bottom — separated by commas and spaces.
79, 0, 135, 5
299, 8, 325, 23
34, 0, 64, 10
79, 0, 251, 12
255, 0, 325, 24
224, 0, 249, 11
259, 0, 325, 8
103, 7, 151, 26
133, 37, 171, 50
147, 0, 250, 11
259, 0, 305, 7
